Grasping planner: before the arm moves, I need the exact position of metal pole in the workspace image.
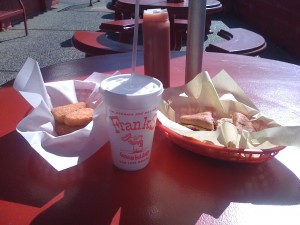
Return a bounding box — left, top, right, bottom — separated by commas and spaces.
185, 0, 206, 83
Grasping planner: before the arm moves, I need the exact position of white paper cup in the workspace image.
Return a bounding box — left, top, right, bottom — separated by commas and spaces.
100, 74, 163, 171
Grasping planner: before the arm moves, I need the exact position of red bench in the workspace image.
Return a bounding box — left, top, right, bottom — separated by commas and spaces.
71, 31, 143, 57
206, 28, 267, 56
99, 18, 188, 50
0, 0, 28, 35
99, 18, 143, 43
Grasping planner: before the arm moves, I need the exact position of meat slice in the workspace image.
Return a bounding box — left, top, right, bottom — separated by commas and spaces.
232, 112, 256, 133
179, 111, 215, 131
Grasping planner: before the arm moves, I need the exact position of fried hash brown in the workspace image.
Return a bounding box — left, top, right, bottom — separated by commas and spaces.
51, 102, 93, 136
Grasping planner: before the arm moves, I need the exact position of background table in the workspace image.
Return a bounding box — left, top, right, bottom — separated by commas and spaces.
114, 0, 223, 48
1, 52, 300, 225
115, 0, 223, 18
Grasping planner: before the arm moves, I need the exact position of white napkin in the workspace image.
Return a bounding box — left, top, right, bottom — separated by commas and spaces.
13, 58, 113, 171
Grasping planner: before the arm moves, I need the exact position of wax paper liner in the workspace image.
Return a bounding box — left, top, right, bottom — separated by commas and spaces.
158, 70, 300, 150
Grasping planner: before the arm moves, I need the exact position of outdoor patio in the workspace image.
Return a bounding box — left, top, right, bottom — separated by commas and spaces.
0, 0, 299, 86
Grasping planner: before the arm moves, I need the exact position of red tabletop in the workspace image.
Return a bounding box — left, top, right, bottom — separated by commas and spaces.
1, 52, 300, 225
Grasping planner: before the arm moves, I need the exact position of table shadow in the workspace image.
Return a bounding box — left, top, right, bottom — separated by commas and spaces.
0, 131, 63, 208
31, 131, 300, 225
154, 134, 300, 219
2, 129, 299, 225
0, 131, 106, 219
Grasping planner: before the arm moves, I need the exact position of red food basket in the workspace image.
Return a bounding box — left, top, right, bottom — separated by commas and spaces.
157, 121, 285, 163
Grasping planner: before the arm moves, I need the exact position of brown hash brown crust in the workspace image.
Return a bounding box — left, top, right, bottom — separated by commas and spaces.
51, 102, 86, 123
51, 102, 94, 136
64, 108, 94, 126
54, 122, 85, 136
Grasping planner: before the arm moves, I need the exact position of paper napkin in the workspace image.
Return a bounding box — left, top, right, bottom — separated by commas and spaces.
13, 58, 114, 171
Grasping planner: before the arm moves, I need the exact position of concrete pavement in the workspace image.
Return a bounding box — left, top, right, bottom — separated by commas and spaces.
0, 0, 299, 86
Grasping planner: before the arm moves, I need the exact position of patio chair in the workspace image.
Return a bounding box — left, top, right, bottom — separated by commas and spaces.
0, 0, 28, 35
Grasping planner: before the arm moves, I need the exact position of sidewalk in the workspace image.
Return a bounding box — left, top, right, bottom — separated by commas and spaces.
0, 0, 299, 86
0, 0, 111, 85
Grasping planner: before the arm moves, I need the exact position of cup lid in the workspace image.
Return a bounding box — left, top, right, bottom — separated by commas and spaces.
100, 74, 163, 110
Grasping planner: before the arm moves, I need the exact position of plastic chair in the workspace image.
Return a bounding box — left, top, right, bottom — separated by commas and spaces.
0, 0, 28, 35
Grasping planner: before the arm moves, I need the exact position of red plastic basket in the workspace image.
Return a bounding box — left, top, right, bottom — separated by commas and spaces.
157, 121, 285, 163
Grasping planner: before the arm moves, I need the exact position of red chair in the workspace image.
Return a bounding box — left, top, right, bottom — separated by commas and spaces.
0, 0, 28, 35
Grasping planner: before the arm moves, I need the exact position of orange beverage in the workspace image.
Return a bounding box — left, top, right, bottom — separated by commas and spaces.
143, 9, 170, 88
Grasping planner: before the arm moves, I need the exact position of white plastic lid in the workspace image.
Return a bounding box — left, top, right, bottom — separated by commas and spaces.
100, 74, 163, 110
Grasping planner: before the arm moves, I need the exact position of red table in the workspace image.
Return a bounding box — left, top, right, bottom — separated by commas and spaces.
1, 52, 300, 225
115, 0, 223, 19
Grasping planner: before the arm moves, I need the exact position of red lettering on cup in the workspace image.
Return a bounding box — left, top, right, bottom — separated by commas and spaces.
109, 114, 157, 133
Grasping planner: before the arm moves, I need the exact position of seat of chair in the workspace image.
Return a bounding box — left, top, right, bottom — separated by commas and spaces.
0, 0, 28, 35
0, 9, 24, 19
99, 19, 143, 43
99, 19, 143, 32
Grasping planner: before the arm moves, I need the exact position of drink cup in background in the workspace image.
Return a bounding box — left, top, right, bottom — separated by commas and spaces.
100, 74, 163, 171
